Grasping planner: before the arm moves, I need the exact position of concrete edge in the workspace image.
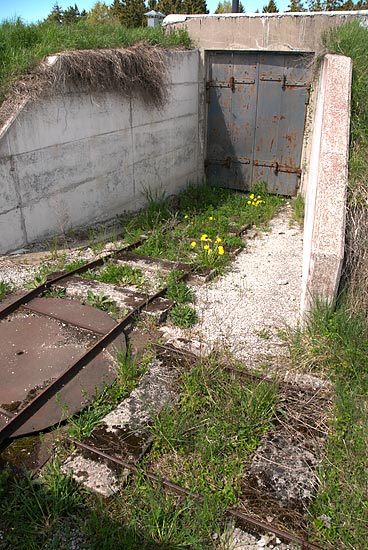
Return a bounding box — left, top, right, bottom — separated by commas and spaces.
301, 53, 352, 317
163, 10, 368, 26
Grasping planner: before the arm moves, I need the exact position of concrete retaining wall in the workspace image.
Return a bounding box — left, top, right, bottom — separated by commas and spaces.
164, 11, 368, 53
301, 54, 352, 314
0, 49, 200, 254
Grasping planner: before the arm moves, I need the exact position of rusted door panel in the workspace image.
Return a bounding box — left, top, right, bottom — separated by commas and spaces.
230, 53, 258, 189
253, 52, 283, 192
206, 52, 257, 190
206, 51, 311, 196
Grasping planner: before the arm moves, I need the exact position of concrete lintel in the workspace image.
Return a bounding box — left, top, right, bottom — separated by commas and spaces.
301, 53, 352, 316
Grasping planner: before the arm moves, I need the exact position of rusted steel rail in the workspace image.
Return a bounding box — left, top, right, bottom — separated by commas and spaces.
0, 238, 148, 320
65, 437, 323, 550
0, 265, 193, 444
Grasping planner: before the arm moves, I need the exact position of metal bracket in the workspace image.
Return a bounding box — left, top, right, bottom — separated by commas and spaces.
253, 159, 301, 176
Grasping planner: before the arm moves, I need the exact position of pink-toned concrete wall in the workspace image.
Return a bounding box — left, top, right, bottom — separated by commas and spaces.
301, 54, 352, 315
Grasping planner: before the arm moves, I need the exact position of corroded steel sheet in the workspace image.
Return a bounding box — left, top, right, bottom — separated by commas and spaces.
23, 297, 118, 335
0, 311, 125, 437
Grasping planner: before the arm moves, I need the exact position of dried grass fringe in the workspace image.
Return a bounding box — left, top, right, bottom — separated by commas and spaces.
0, 43, 169, 129
342, 197, 368, 315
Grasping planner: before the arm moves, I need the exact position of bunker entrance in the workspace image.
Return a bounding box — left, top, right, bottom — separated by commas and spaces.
206, 51, 313, 196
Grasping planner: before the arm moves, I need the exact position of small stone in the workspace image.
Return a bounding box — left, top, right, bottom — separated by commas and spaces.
319, 514, 332, 528
276, 279, 289, 285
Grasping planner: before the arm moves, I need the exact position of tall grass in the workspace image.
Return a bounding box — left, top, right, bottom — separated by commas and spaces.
288, 302, 368, 548
0, 18, 191, 103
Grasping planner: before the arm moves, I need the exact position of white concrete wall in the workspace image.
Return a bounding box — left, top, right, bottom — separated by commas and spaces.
301, 54, 352, 315
0, 50, 200, 254
164, 12, 368, 53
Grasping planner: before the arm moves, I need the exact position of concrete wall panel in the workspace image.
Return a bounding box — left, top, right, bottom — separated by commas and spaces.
131, 82, 198, 127
0, 158, 19, 211
23, 170, 136, 242
0, 50, 200, 254
6, 92, 132, 156
0, 208, 25, 252
15, 130, 133, 204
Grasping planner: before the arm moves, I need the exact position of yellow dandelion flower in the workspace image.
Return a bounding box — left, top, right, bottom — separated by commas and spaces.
252, 202, 256, 206
200, 234, 208, 241
218, 245, 224, 255
247, 200, 251, 205
207, 249, 212, 254
216, 237, 222, 243
203, 244, 210, 250
184, 214, 189, 219
257, 195, 261, 199
190, 241, 197, 247
250, 193, 255, 199
209, 216, 214, 221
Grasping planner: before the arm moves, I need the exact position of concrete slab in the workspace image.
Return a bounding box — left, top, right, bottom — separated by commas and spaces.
301, 54, 352, 315
62, 357, 181, 496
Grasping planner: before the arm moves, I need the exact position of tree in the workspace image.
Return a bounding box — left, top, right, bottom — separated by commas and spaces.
86, 2, 117, 24
262, 0, 279, 11
287, 0, 305, 10
45, 2, 63, 24
182, 0, 208, 13
63, 4, 82, 24
113, 0, 146, 27
156, 0, 183, 15
215, 1, 245, 12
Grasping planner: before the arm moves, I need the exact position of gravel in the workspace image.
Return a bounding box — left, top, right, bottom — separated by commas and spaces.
162, 203, 303, 373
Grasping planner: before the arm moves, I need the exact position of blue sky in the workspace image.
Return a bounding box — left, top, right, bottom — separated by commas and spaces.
0, 0, 291, 24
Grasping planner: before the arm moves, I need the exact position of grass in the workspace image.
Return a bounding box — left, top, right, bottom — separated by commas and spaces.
0, 280, 12, 299
0, 19, 191, 104
134, 182, 285, 272
85, 289, 119, 316
0, 459, 86, 550
287, 301, 368, 548
147, 356, 277, 505
290, 193, 305, 227
82, 261, 146, 288
68, 346, 147, 440
169, 303, 198, 328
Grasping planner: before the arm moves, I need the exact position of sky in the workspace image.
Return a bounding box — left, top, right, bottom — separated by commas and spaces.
0, 0, 291, 25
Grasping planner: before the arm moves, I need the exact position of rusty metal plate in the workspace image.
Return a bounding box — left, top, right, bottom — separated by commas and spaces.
22, 297, 118, 335
0, 311, 126, 437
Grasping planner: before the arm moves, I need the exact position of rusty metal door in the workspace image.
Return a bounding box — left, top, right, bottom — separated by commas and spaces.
206, 51, 312, 195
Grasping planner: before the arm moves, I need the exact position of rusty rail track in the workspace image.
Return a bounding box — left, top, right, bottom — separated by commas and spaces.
0, 237, 195, 444
65, 436, 323, 550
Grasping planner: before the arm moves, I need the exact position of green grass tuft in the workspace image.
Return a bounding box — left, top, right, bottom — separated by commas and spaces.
0, 19, 191, 104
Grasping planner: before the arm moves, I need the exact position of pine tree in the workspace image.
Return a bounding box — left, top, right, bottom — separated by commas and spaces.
262, 0, 279, 11
288, 0, 305, 10
86, 2, 117, 24
63, 4, 81, 24
119, 0, 146, 27
45, 2, 63, 24
182, 0, 208, 13
156, 0, 183, 15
